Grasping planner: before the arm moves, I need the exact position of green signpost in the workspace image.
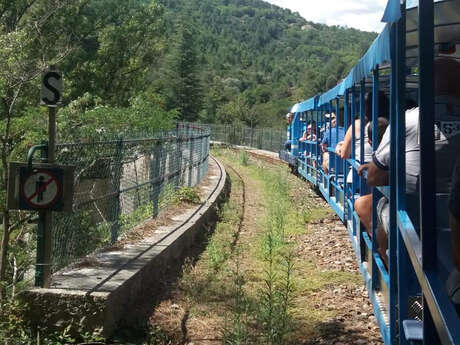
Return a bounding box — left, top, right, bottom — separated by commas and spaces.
7, 66, 74, 287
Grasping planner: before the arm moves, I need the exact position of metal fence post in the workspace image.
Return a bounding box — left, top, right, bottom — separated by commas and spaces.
188, 125, 195, 187
158, 140, 168, 210
197, 132, 203, 183
151, 140, 162, 217
258, 129, 262, 149
203, 133, 207, 177
133, 158, 141, 208
270, 130, 273, 151
160, 138, 167, 198
176, 125, 184, 186
167, 134, 174, 187
110, 138, 123, 244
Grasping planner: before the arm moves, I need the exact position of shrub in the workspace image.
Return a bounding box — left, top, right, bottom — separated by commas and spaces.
173, 187, 201, 204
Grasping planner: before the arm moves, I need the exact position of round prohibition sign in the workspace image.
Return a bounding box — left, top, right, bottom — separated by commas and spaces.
21, 169, 62, 209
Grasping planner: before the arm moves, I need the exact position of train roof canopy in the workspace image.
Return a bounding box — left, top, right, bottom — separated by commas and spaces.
311, 0, 460, 107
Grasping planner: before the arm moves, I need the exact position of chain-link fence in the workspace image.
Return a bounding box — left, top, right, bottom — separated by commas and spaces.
51, 123, 210, 271
207, 124, 285, 152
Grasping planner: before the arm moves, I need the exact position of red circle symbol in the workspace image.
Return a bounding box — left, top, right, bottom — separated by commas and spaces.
21, 170, 62, 209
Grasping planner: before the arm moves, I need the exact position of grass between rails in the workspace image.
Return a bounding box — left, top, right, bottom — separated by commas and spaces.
149, 148, 363, 344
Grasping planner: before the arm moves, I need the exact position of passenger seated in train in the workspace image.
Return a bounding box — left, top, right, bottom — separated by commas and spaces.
336, 91, 390, 187
354, 117, 390, 234
447, 156, 460, 307
359, 107, 419, 266
307, 122, 317, 140
321, 113, 345, 174
284, 113, 293, 151
299, 128, 307, 142
299, 121, 317, 142
358, 58, 460, 267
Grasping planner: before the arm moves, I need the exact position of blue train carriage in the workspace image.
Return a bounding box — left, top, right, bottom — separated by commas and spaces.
288, 0, 460, 344
279, 100, 314, 172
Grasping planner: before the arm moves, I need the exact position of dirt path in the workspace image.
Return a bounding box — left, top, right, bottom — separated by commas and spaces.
147, 149, 383, 345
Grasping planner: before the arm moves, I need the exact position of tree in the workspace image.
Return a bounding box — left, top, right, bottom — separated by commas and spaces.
164, 22, 203, 121
216, 94, 259, 127
0, 0, 88, 300
0, 0, 166, 301
62, 0, 165, 106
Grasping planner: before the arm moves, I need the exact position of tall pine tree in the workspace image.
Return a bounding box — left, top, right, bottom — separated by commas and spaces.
166, 22, 203, 121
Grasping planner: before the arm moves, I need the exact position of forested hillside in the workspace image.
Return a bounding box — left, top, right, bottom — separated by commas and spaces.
156, 0, 377, 127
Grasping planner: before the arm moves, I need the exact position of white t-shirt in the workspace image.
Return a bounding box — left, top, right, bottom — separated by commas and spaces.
373, 107, 420, 194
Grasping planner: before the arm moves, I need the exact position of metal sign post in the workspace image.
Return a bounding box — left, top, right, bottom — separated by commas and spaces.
6, 66, 73, 288
40, 66, 61, 287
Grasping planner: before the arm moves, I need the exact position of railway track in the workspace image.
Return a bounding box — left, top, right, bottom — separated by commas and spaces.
222, 162, 246, 251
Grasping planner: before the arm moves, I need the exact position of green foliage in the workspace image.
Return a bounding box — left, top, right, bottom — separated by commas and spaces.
119, 202, 154, 233
222, 253, 251, 345
252, 168, 296, 345
239, 150, 249, 166
207, 200, 241, 272
216, 94, 260, 128
207, 227, 231, 272
47, 325, 77, 345
62, 0, 165, 105
57, 90, 178, 141
163, 22, 204, 121
143, 325, 174, 345
158, 0, 377, 127
173, 187, 201, 205
0, 298, 107, 345
0, 298, 32, 345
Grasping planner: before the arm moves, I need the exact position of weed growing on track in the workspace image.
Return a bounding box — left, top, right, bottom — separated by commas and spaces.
239, 150, 249, 166
222, 247, 251, 345
252, 168, 296, 345
208, 197, 242, 272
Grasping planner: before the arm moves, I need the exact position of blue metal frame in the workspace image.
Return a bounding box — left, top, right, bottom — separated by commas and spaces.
277, 1, 460, 344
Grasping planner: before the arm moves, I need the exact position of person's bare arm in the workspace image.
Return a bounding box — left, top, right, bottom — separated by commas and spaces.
340, 126, 352, 159
340, 120, 360, 159
335, 141, 343, 156
299, 131, 307, 142
358, 162, 389, 186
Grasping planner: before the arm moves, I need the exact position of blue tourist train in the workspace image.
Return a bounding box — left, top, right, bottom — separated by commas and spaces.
280, 1, 460, 344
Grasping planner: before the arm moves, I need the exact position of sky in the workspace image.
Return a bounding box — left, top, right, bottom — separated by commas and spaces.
264, 0, 388, 33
